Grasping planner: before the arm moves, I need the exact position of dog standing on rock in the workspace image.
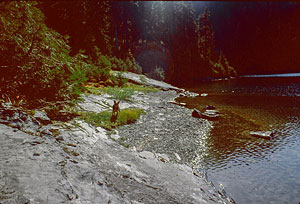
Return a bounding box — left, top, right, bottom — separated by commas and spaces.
110, 100, 120, 123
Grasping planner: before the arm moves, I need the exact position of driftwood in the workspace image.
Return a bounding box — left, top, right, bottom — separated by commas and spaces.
250, 131, 274, 140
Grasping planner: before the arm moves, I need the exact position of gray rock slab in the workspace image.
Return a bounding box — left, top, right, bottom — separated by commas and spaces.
0, 120, 231, 204
33, 110, 51, 125
111, 71, 181, 91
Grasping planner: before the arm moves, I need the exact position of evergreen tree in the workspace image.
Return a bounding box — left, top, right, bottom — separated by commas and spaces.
197, 8, 217, 61
145, 1, 168, 42
110, 1, 140, 59
171, 2, 198, 84
0, 1, 87, 104
39, 1, 112, 59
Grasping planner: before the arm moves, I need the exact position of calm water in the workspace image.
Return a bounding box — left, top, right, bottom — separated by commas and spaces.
178, 74, 300, 204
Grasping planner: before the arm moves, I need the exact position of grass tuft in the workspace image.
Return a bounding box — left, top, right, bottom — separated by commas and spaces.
80, 108, 144, 130
106, 86, 135, 100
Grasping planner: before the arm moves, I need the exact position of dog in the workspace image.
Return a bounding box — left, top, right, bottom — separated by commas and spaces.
110, 100, 120, 123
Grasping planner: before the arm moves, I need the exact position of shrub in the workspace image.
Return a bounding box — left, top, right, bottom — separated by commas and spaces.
85, 58, 111, 82
217, 51, 237, 77
67, 63, 88, 98
126, 51, 143, 74
110, 72, 128, 87
211, 62, 225, 77
0, 1, 88, 105
93, 48, 112, 81
146, 66, 165, 81
109, 52, 142, 74
132, 61, 143, 74
110, 56, 127, 72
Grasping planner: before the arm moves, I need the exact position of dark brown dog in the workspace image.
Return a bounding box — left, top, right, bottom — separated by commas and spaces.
110, 100, 120, 123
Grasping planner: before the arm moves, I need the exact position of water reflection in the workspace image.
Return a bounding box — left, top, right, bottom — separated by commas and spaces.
177, 76, 300, 203
179, 95, 289, 168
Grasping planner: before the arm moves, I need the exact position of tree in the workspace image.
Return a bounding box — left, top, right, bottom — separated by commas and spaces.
110, 1, 140, 59
39, 1, 112, 60
170, 2, 198, 84
197, 8, 217, 61
0, 1, 86, 105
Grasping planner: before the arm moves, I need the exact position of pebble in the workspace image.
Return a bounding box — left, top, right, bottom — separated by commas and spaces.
55, 136, 64, 141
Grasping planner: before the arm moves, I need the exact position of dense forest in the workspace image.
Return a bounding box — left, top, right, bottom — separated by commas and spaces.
39, 1, 237, 82
1, 1, 299, 107
194, 2, 300, 75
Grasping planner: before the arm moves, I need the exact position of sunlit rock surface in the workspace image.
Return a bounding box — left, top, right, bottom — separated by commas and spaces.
111, 71, 182, 92
0, 75, 233, 203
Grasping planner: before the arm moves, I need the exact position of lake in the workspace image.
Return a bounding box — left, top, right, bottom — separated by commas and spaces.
177, 73, 300, 204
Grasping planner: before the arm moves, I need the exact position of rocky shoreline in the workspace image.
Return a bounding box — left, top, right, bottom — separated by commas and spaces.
114, 90, 212, 166
0, 73, 234, 204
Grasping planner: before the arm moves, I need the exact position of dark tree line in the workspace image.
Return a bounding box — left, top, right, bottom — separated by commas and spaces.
38, 1, 236, 86
193, 2, 300, 75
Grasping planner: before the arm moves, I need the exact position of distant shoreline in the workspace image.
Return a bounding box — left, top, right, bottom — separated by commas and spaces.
241, 72, 300, 78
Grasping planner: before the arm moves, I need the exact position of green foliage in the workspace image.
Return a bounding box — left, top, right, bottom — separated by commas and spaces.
80, 108, 144, 130
70, 47, 112, 83
211, 52, 237, 77
110, 56, 128, 71
0, 1, 88, 105
72, 47, 114, 84
85, 83, 158, 97
106, 86, 135, 101
67, 66, 88, 98
118, 108, 144, 124
84, 86, 104, 95
126, 51, 143, 74
39, 1, 113, 57
104, 84, 159, 100
0, 0, 239, 108
132, 2, 237, 83
0, 2, 114, 107
118, 139, 130, 148
197, 8, 217, 61
146, 66, 166, 81
109, 54, 142, 74
218, 51, 237, 76
85, 85, 135, 100
86, 57, 111, 82
110, 72, 128, 87
212, 63, 224, 76
111, 2, 138, 58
